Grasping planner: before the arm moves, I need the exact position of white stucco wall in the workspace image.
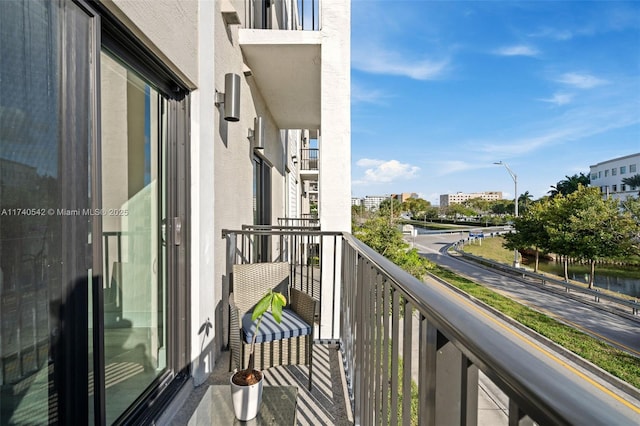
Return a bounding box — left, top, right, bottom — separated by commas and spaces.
211, 0, 288, 369
319, 0, 351, 234
101, 0, 199, 87
318, 0, 351, 339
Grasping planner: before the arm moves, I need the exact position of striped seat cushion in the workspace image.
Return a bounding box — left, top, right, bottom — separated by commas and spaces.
242, 309, 311, 344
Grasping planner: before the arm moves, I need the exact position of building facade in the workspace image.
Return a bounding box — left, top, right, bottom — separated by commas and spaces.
439, 191, 503, 207
589, 153, 640, 201
0, 0, 350, 424
362, 195, 387, 211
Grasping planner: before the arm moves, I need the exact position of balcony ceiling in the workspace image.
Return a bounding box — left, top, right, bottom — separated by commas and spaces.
239, 29, 321, 129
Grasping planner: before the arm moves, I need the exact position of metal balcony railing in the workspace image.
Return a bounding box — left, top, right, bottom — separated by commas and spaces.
246, 0, 320, 31
221, 227, 639, 425
300, 148, 318, 171
277, 217, 320, 227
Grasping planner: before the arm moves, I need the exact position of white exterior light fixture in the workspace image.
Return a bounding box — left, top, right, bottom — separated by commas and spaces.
215, 73, 241, 122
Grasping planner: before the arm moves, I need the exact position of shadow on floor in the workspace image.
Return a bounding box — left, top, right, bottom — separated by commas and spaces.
169, 344, 353, 425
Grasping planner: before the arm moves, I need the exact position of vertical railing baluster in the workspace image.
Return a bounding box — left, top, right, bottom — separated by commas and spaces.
402, 300, 413, 426
381, 278, 390, 423
425, 321, 438, 425
461, 356, 478, 426
418, 313, 430, 425
509, 399, 535, 426
331, 234, 337, 338
374, 273, 383, 425
354, 256, 364, 425
362, 262, 371, 425
390, 289, 400, 423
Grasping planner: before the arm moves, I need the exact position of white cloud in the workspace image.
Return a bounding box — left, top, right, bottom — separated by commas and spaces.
538, 92, 574, 106
530, 27, 574, 41
352, 45, 449, 80
493, 45, 539, 57
556, 72, 608, 89
352, 83, 389, 105
354, 159, 420, 184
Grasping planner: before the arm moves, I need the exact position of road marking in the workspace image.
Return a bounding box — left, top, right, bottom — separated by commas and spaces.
532, 305, 640, 358
437, 281, 640, 414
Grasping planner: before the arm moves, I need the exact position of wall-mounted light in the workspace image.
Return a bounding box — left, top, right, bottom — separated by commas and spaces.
247, 116, 264, 151
292, 154, 298, 165
215, 73, 241, 122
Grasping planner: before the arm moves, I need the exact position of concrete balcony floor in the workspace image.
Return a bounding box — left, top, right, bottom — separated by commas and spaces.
170, 344, 353, 425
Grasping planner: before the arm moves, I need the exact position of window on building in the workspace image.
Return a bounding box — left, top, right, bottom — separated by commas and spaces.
612, 184, 617, 192
631, 164, 637, 173
622, 184, 627, 191
620, 166, 626, 174
612, 168, 617, 176
591, 173, 597, 180
605, 169, 609, 177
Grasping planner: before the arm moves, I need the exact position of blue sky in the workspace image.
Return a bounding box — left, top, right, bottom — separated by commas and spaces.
350, 0, 640, 205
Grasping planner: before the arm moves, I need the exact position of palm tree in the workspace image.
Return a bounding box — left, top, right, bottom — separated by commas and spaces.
622, 173, 640, 195
518, 191, 534, 212
548, 173, 590, 197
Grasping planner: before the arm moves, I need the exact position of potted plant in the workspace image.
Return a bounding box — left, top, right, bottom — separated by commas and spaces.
230, 289, 287, 421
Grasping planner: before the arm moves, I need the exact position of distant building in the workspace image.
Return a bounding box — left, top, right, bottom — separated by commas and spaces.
393, 192, 419, 203
589, 153, 640, 201
439, 191, 502, 207
363, 195, 387, 211
351, 197, 363, 206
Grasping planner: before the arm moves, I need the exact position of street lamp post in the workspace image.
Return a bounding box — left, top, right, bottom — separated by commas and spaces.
494, 161, 519, 268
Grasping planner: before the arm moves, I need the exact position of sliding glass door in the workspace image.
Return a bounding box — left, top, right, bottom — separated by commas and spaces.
1, 1, 189, 424
98, 50, 168, 423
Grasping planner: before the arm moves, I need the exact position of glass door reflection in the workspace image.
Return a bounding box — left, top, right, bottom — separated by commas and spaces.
99, 51, 167, 424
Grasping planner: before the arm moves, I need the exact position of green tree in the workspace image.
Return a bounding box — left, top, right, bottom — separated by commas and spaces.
421, 206, 439, 221
622, 173, 640, 195
544, 192, 575, 281
463, 197, 491, 214
490, 199, 514, 215
518, 191, 534, 213
378, 198, 400, 223
445, 203, 476, 220
503, 199, 550, 272
548, 173, 590, 197
354, 216, 434, 279
402, 197, 431, 219
562, 187, 638, 288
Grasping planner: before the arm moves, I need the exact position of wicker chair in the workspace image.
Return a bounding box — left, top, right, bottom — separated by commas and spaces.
229, 262, 318, 390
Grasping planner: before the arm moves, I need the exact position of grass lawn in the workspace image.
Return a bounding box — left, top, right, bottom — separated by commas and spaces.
461, 235, 520, 264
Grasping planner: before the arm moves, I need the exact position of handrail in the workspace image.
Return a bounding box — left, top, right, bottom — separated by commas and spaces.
341, 232, 639, 425
455, 248, 640, 315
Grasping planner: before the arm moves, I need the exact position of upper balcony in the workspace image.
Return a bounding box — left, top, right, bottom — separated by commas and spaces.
299, 147, 319, 181
228, 0, 322, 129
177, 225, 640, 425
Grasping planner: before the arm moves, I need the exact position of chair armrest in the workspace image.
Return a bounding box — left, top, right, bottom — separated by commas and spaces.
290, 288, 318, 326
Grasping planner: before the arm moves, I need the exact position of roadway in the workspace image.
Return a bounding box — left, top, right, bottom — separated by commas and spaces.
411, 231, 640, 357
409, 230, 640, 424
